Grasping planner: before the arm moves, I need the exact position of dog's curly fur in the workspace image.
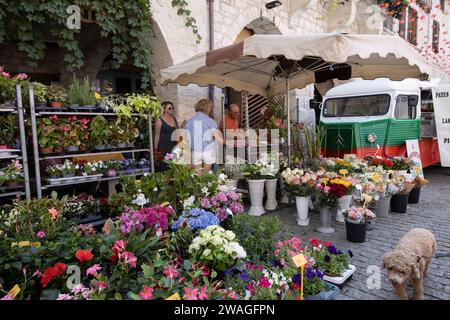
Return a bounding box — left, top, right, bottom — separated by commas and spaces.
381, 228, 436, 300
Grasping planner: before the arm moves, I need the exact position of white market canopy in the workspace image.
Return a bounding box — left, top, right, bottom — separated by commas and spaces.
161, 33, 447, 97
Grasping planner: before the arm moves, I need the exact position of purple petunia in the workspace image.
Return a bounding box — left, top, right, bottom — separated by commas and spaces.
324, 255, 331, 263
327, 245, 339, 255
305, 268, 317, 280
348, 250, 353, 258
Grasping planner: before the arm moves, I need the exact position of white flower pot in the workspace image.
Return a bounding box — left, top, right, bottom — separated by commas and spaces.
317, 207, 335, 234
225, 179, 238, 190
295, 196, 310, 226
248, 179, 266, 216
336, 195, 352, 223
265, 179, 278, 211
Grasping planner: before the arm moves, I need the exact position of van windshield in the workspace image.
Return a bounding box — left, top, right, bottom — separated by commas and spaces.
323, 94, 390, 117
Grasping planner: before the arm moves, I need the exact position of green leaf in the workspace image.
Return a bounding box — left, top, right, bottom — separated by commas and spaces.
40, 289, 60, 300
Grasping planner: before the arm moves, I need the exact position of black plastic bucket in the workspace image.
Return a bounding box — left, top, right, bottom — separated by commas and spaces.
391, 193, 409, 213
408, 187, 421, 204
345, 221, 367, 243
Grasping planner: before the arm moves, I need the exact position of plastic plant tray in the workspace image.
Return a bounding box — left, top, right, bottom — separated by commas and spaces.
323, 264, 356, 286
47, 174, 104, 185
319, 282, 340, 300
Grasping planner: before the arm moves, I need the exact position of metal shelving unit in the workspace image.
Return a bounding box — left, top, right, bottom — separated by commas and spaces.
0, 85, 31, 201
28, 82, 155, 198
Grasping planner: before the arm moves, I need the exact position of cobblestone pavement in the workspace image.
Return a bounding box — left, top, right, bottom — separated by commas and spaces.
269, 166, 450, 300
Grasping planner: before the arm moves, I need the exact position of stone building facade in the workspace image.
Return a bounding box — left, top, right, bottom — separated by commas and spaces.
150, 0, 450, 123
0, 0, 448, 122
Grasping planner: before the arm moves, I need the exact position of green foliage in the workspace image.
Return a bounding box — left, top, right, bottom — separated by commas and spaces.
223, 214, 282, 263
47, 85, 67, 104
171, 0, 202, 44
33, 82, 48, 104
0, 1, 201, 89
0, 193, 69, 241
310, 248, 349, 277
0, 114, 17, 146
67, 74, 96, 106
89, 115, 109, 146
169, 226, 195, 258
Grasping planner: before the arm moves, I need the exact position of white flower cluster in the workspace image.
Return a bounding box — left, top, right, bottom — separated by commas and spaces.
82, 161, 105, 176
262, 268, 291, 294
183, 195, 196, 210
188, 225, 246, 260
255, 152, 279, 177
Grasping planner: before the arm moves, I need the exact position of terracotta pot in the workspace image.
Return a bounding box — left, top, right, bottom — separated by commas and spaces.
79, 145, 88, 152
7, 181, 19, 188
54, 146, 64, 153
50, 101, 64, 108
40, 147, 53, 154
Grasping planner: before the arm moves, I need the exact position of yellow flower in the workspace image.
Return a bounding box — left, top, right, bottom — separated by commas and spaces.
330, 178, 351, 188
320, 178, 329, 183
339, 169, 348, 176
95, 92, 102, 101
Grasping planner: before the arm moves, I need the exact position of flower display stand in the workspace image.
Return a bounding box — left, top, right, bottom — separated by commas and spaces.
265, 178, 278, 211
323, 265, 356, 288
304, 282, 340, 300
295, 196, 310, 226
247, 179, 265, 216
317, 207, 334, 233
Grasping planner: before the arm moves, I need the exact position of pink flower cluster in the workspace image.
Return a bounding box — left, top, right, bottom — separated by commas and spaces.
345, 207, 376, 224
111, 240, 137, 268
274, 237, 304, 257
200, 191, 244, 221
183, 286, 208, 300
119, 205, 175, 235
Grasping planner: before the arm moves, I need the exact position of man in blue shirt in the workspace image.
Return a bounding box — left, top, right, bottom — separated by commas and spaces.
185, 99, 223, 175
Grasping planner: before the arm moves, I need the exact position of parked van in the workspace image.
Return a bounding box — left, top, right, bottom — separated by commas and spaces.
320, 78, 440, 167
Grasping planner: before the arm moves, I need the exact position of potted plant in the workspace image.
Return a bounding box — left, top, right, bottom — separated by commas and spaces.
0, 160, 23, 188
343, 206, 376, 243
390, 156, 412, 178
38, 117, 62, 154
0, 114, 17, 149
335, 174, 358, 223
61, 160, 78, 178
242, 162, 265, 216
105, 160, 119, 177
137, 158, 150, 173
408, 176, 428, 204
222, 163, 244, 190
281, 168, 317, 226
0, 66, 15, 107
61, 116, 81, 152
109, 119, 127, 148
314, 177, 344, 233
46, 164, 63, 179
33, 82, 48, 108
258, 152, 280, 211
390, 175, 415, 213
90, 115, 109, 150
67, 75, 97, 109
376, 174, 399, 218
47, 85, 67, 108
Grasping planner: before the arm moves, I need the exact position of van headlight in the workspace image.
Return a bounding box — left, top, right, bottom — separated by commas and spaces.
367, 133, 377, 143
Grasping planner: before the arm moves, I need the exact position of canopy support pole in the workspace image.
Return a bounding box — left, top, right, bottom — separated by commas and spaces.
244, 94, 250, 163
286, 78, 291, 166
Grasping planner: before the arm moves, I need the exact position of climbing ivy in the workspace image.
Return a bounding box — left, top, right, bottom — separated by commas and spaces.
0, 0, 201, 89
171, 0, 202, 44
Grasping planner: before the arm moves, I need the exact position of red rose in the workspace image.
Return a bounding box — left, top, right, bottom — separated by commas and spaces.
75, 249, 94, 263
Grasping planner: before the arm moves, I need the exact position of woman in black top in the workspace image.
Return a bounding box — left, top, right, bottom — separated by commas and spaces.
154, 101, 178, 171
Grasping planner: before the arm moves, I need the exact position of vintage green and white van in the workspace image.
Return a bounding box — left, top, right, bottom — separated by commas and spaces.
320, 78, 440, 167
